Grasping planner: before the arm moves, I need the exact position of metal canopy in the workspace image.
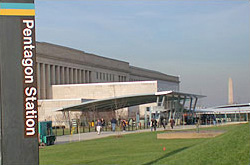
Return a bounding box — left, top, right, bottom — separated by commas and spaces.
57, 91, 205, 112
196, 103, 250, 114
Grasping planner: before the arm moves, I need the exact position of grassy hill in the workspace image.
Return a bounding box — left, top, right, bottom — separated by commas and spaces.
40, 123, 250, 165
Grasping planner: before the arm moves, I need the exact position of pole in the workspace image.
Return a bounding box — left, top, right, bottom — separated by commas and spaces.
181, 96, 186, 127
0, 1, 38, 164
78, 125, 80, 142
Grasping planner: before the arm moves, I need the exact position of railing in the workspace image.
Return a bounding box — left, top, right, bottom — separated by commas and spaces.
51, 121, 151, 136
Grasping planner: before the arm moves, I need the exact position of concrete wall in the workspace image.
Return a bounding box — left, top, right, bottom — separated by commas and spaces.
38, 81, 159, 123
52, 81, 158, 100
139, 103, 157, 117
157, 80, 179, 92
38, 99, 81, 123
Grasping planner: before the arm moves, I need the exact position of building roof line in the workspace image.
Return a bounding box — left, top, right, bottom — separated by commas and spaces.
37, 42, 129, 64
52, 80, 158, 87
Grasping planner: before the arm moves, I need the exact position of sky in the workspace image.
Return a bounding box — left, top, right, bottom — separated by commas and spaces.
35, 0, 250, 107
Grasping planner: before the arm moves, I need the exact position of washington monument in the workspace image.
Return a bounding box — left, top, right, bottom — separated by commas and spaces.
228, 77, 234, 105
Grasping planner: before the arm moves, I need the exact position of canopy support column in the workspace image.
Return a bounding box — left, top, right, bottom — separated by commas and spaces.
192, 97, 198, 124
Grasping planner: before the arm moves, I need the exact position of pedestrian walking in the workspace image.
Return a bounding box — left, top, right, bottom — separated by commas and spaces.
111, 118, 117, 132
170, 118, 175, 129
153, 119, 157, 131
101, 118, 105, 131
213, 115, 216, 125
150, 119, 153, 131
162, 118, 166, 129
96, 119, 102, 135
122, 119, 126, 132
151, 119, 157, 131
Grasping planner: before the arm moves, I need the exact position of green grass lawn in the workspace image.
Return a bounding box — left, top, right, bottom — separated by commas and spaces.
40, 123, 250, 165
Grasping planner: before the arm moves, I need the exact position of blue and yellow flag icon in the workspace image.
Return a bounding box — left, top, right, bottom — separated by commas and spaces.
0, 3, 35, 16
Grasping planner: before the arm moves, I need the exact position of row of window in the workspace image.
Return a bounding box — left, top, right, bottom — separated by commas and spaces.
129, 78, 144, 81
37, 63, 92, 85
96, 72, 115, 81
118, 75, 126, 82
96, 72, 127, 82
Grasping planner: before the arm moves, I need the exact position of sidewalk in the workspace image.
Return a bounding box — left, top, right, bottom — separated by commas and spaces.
55, 121, 247, 145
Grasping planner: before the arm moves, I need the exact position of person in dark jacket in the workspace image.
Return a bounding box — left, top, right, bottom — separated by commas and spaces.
151, 119, 157, 131
101, 118, 105, 131
122, 120, 126, 132
111, 118, 117, 132
161, 118, 166, 129
170, 118, 175, 129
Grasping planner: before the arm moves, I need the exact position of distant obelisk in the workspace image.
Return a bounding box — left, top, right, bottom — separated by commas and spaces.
228, 77, 234, 104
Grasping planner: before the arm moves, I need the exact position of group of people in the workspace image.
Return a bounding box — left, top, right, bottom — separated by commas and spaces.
150, 118, 175, 131
111, 118, 127, 132
97, 118, 119, 135
96, 118, 128, 134
96, 117, 176, 134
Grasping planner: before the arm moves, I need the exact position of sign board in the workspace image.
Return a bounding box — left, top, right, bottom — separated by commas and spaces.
72, 119, 77, 127
151, 106, 167, 112
0, 0, 38, 164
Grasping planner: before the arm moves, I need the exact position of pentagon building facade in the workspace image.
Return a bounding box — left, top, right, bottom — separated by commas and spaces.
36, 42, 180, 100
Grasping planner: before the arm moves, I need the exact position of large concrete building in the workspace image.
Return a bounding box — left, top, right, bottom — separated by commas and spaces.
36, 42, 180, 100
36, 42, 182, 123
